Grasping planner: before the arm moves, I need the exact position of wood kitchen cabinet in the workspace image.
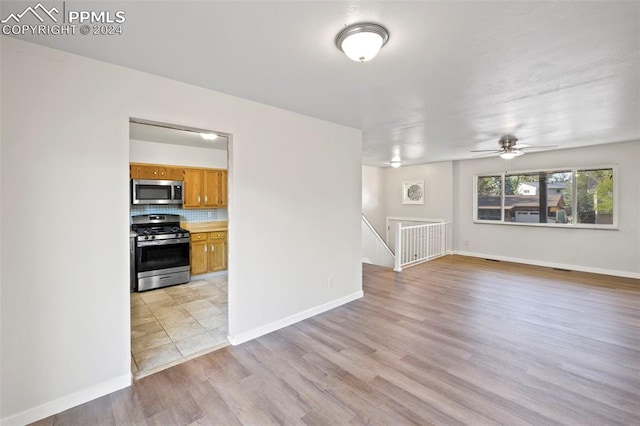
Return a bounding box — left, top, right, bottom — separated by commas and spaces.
183, 168, 228, 208
130, 163, 184, 180
209, 231, 228, 271
130, 163, 227, 208
190, 231, 227, 274
190, 239, 209, 275
183, 169, 204, 207
204, 170, 227, 207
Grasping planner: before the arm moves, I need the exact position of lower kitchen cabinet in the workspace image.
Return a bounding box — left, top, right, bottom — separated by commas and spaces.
209, 232, 228, 271
190, 231, 227, 275
190, 239, 209, 275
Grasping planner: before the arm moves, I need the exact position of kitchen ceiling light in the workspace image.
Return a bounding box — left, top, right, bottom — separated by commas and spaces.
336, 23, 389, 62
200, 133, 218, 141
390, 160, 402, 168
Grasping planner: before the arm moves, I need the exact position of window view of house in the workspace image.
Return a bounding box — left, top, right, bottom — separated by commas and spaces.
504, 171, 572, 224
476, 168, 614, 228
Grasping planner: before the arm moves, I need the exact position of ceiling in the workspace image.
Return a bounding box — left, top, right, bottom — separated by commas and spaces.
4, 1, 639, 166
130, 120, 229, 151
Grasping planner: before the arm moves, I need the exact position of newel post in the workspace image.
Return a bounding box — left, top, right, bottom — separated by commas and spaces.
393, 222, 403, 272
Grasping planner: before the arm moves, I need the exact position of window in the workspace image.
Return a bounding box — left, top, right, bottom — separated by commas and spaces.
474, 167, 615, 229
476, 176, 502, 221
577, 169, 614, 225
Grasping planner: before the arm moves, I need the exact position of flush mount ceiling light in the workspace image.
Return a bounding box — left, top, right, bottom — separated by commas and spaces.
336, 23, 389, 62
390, 160, 402, 168
200, 133, 218, 141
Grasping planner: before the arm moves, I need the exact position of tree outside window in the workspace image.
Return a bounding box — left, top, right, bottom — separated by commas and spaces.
577, 169, 614, 224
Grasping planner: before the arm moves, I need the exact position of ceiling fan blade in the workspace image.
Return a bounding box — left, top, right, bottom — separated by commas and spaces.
474, 152, 500, 158
470, 149, 501, 153
513, 143, 530, 149
523, 145, 559, 150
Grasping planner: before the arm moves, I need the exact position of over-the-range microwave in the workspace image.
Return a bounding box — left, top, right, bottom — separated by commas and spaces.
131, 179, 183, 205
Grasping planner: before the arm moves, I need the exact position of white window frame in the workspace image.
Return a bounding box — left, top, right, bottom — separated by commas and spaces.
473, 165, 618, 230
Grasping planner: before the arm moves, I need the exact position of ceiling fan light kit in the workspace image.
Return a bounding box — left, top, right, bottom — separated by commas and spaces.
499, 150, 523, 160
336, 23, 389, 62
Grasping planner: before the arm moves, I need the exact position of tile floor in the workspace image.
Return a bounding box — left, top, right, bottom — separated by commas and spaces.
130, 275, 229, 378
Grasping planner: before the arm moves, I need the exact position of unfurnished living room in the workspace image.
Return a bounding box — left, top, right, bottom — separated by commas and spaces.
1, 1, 639, 425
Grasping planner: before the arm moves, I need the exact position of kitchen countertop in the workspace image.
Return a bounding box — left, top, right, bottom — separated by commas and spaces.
181, 221, 228, 233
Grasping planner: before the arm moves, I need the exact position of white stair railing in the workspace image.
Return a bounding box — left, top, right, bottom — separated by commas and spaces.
393, 221, 449, 272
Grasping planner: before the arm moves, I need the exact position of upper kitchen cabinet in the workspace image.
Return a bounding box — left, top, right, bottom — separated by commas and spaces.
183, 168, 204, 207
183, 168, 228, 208
204, 169, 227, 207
130, 163, 184, 180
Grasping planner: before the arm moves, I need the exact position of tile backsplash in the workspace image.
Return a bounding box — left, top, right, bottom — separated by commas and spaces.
130, 205, 228, 223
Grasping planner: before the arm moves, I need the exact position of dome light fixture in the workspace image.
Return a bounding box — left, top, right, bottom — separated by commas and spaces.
390, 160, 402, 168
336, 23, 389, 62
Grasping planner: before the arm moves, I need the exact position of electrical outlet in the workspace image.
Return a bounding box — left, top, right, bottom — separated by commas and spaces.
464, 240, 470, 249
328, 277, 335, 288
208, 211, 213, 219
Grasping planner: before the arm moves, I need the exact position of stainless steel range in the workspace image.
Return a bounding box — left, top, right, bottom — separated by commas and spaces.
131, 214, 190, 292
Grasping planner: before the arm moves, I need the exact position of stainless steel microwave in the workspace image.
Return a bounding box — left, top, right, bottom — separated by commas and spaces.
131, 179, 183, 205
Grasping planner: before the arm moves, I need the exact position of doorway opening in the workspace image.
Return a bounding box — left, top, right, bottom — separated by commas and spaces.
128, 118, 232, 378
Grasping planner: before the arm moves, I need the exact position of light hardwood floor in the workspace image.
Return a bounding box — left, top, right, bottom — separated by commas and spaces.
33, 255, 640, 425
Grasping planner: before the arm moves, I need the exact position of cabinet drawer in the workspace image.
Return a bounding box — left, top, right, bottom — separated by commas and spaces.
191, 232, 208, 242
210, 231, 227, 240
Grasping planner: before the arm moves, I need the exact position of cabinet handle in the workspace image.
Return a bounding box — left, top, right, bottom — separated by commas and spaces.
197, 195, 201, 204
204, 245, 207, 253
205, 195, 208, 203
211, 244, 215, 252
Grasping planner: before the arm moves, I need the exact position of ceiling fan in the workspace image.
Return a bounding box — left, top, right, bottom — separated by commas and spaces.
471, 135, 557, 159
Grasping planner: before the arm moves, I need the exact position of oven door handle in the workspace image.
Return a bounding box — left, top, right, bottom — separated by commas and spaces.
137, 238, 189, 247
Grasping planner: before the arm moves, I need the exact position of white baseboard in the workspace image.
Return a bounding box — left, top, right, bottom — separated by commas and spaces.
453, 250, 640, 279
0, 374, 131, 426
228, 290, 364, 345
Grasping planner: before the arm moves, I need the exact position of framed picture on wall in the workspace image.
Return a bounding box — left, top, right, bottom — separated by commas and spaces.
402, 180, 424, 205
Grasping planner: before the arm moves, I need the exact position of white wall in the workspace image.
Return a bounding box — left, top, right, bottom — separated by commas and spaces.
362, 218, 395, 268
361, 165, 385, 236
129, 139, 228, 169
383, 162, 454, 237
1, 38, 362, 424
453, 140, 640, 277
361, 162, 454, 245
361, 162, 455, 255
